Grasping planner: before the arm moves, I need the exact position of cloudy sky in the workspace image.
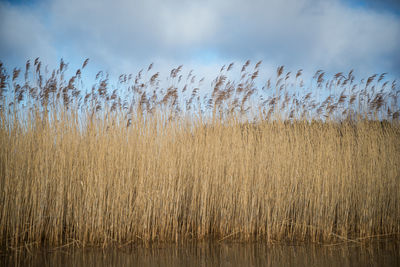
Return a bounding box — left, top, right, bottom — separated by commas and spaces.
1, 0, 400, 82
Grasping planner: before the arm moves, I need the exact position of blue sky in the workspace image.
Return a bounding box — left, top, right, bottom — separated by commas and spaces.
1, 0, 400, 83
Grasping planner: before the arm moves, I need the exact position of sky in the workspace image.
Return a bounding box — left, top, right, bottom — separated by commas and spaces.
1, 0, 400, 84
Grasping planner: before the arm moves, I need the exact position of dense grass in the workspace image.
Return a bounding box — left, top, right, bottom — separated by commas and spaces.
0, 59, 399, 249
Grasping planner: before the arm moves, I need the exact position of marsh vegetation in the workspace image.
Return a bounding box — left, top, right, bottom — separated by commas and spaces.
0, 59, 399, 250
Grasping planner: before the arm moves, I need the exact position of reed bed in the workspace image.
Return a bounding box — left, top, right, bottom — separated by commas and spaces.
0, 59, 399, 249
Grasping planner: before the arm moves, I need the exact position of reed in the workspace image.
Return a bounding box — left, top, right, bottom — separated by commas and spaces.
0, 59, 399, 249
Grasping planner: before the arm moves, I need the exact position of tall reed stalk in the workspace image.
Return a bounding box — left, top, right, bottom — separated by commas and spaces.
0, 59, 399, 249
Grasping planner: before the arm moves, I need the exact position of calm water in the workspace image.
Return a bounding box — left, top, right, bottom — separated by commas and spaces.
2, 242, 399, 267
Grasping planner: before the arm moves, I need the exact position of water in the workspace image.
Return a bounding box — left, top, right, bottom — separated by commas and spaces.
2, 242, 399, 267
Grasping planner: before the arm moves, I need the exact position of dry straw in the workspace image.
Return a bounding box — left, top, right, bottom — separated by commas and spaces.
0, 59, 399, 250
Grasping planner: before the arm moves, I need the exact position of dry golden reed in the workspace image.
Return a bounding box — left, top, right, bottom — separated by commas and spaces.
0, 59, 399, 250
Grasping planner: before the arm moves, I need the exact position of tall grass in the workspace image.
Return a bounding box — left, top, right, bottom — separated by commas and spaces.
0, 59, 399, 249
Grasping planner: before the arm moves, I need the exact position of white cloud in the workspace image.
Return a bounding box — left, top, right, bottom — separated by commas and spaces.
0, 2, 57, 67
208, 0, 400, 76
0, 0, 399, 78
157, 2, 219, 46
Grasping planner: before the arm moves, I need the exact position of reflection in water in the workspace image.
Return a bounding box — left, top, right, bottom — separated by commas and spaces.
2, 242, 399, 267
